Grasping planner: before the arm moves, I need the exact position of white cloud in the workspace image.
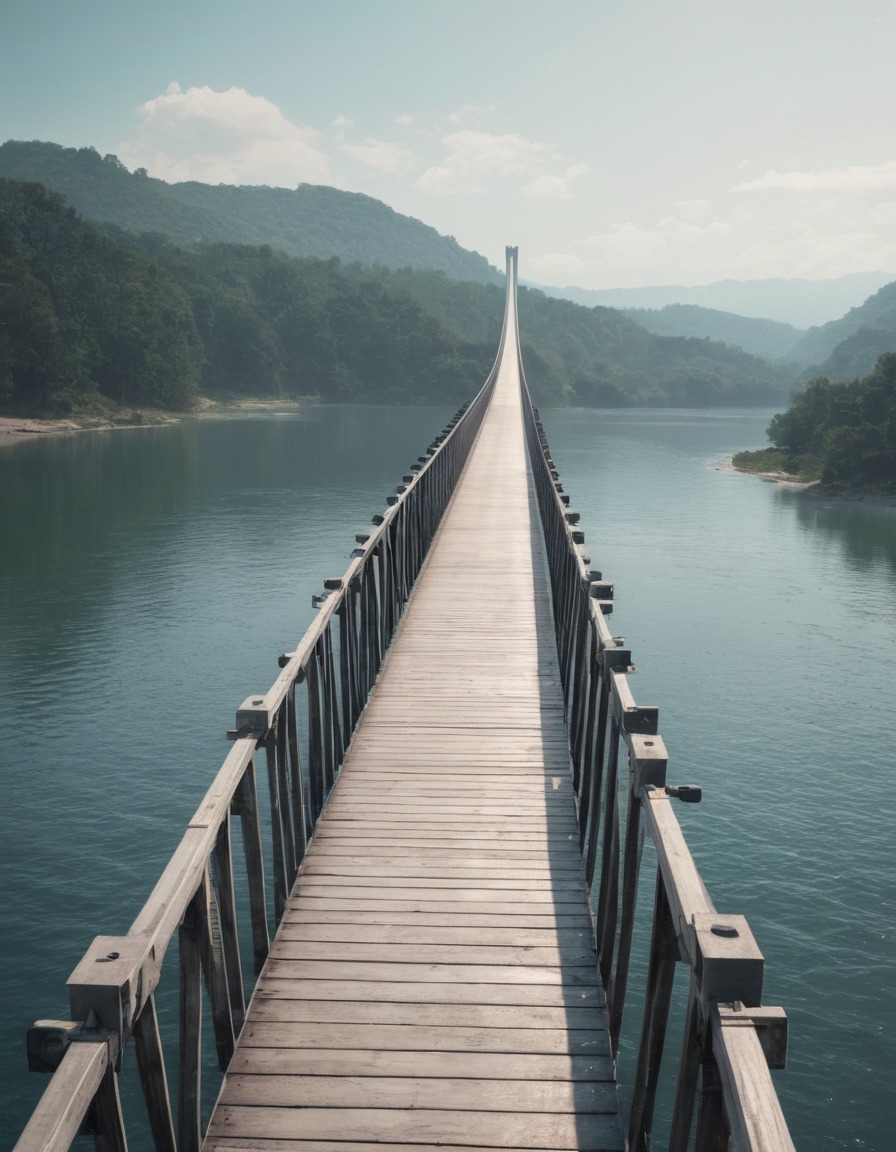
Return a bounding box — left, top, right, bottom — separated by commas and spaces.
341, 137, 414, 173
447, 103, 495, 126
527, 251, 590, 279
733, 160, 896, 193
332, 113, 352, 128
584, 215, 731, 267
119, 82, 333, 186
522, 164, 590, 200
395, 114, 415, 126
417, 129, 549, 195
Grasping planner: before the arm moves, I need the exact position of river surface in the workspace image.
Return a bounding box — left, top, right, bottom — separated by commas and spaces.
1, 405, 893, 1150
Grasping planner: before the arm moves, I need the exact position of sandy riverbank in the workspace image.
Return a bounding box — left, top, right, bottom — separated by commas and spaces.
0, 415, 82, 449
723, 455, 896, 505
0, 399, 309, 451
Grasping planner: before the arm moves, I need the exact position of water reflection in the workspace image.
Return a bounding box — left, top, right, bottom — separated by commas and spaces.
774, 486, 896, 576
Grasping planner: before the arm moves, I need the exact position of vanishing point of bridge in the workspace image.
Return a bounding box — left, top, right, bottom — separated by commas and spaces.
17, 250, 796, 1152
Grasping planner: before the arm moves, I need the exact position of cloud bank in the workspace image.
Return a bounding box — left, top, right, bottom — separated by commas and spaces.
119, 82, 333, 186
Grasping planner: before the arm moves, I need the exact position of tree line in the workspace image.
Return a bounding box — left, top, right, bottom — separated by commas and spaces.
0, 179, 491, 415
1, 176, 790, 419
734, 354, 896, 492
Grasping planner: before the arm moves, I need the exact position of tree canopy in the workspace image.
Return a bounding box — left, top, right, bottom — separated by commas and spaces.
733, 354, 896, 493
1, 175, 791, 419
765, 354, 896, 490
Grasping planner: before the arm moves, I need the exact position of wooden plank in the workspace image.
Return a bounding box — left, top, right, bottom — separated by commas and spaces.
255, 960, 599, 986
207, 1142, 598, 1152
205, 279, 621, 1151
254, 978, 605, 1008
292, 868, 586, 882
713, 1014, 797, 1152
218, 1074, 618, 1113
237, 1022, 607, 1056
266, 941, 597, 967
12, 1042, 108, 1152
280, 909, 593, 929
245, 1000, 603, 1030
281, 898, 591, 915
294, 875, 587, 893
206, 1106, 624, 1150
224, 1047, 611, 1081
275, 924, 593, 947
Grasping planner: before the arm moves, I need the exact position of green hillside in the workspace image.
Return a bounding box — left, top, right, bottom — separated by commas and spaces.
358, 269, 791, 406
733, 353, 896, 494
0, 140, 501, 284
622, 303, 803, 360
0, 171, 791, 418
785, 281, 896, 376
0, 180, 491, 415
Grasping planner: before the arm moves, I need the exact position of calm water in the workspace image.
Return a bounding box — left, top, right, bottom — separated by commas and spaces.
1, 405, 893, 1149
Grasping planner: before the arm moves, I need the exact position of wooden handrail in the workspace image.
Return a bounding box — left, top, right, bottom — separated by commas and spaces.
513, 240, 796, 1150
14, 252, 519, 1152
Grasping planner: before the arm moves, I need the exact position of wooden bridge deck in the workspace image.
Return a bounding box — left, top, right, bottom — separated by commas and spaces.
204, 294, 623, 1150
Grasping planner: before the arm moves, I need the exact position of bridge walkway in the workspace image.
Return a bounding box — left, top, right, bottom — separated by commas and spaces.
204, 291, 623, 1150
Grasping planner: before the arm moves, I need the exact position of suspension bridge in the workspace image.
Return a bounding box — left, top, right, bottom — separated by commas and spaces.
16, 249, 795, 1152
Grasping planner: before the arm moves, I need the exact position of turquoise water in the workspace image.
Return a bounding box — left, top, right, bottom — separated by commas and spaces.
1, 405, 893, 1149
541, 408, 895, 1151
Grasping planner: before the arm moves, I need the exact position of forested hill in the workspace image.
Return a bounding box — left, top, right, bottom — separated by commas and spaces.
0, 140, 501, 284
733, 353, 896, 494
783, 281, 896, 381
361, 268, 791, 406
0, 177, 791, 418
621, 304, 803, 360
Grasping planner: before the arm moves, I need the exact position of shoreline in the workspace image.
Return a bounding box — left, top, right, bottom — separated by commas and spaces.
0, 399, 309, 451
723, 455, 896, 506
0, 415, 83, 449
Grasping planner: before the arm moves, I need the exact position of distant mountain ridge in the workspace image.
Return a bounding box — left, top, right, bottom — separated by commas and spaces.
0, 139, 502, 284
538, 273, 896, 328
784, 281, 896, 381
621, 304, 804, 361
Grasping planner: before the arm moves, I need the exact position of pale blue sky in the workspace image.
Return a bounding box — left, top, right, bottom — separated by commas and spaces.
2, 0, 895, 287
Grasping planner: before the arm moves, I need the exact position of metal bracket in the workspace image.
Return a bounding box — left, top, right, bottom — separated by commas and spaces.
666, 783, 702, 803
26, 1016, 118, 1074
601, 647, 634, 673
235, 694, 276, 737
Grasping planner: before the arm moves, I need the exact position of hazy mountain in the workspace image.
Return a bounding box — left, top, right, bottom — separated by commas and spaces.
621, 304, 803, 360
0, 140, 502, 285
1, 174, 790, 417
537, 272, 896, 328
785, 281, 896, 380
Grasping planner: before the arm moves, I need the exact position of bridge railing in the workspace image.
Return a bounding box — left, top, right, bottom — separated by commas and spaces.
514, 338, 795, 1146
15, 344, 508, 1152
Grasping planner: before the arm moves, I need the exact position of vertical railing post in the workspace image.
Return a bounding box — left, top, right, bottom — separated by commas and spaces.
234, 758, 270, 974
177, 888, 203, 1152
264, 726, 289, 923
92, 1063, 128, 1152
133, 993, 176, 1152
285, 682, 308, 862
214, 815, 246, 1033
629, 874, 678, 1152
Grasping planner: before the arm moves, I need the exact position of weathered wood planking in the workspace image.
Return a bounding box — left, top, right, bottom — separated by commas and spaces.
204, 290, 623, 1151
